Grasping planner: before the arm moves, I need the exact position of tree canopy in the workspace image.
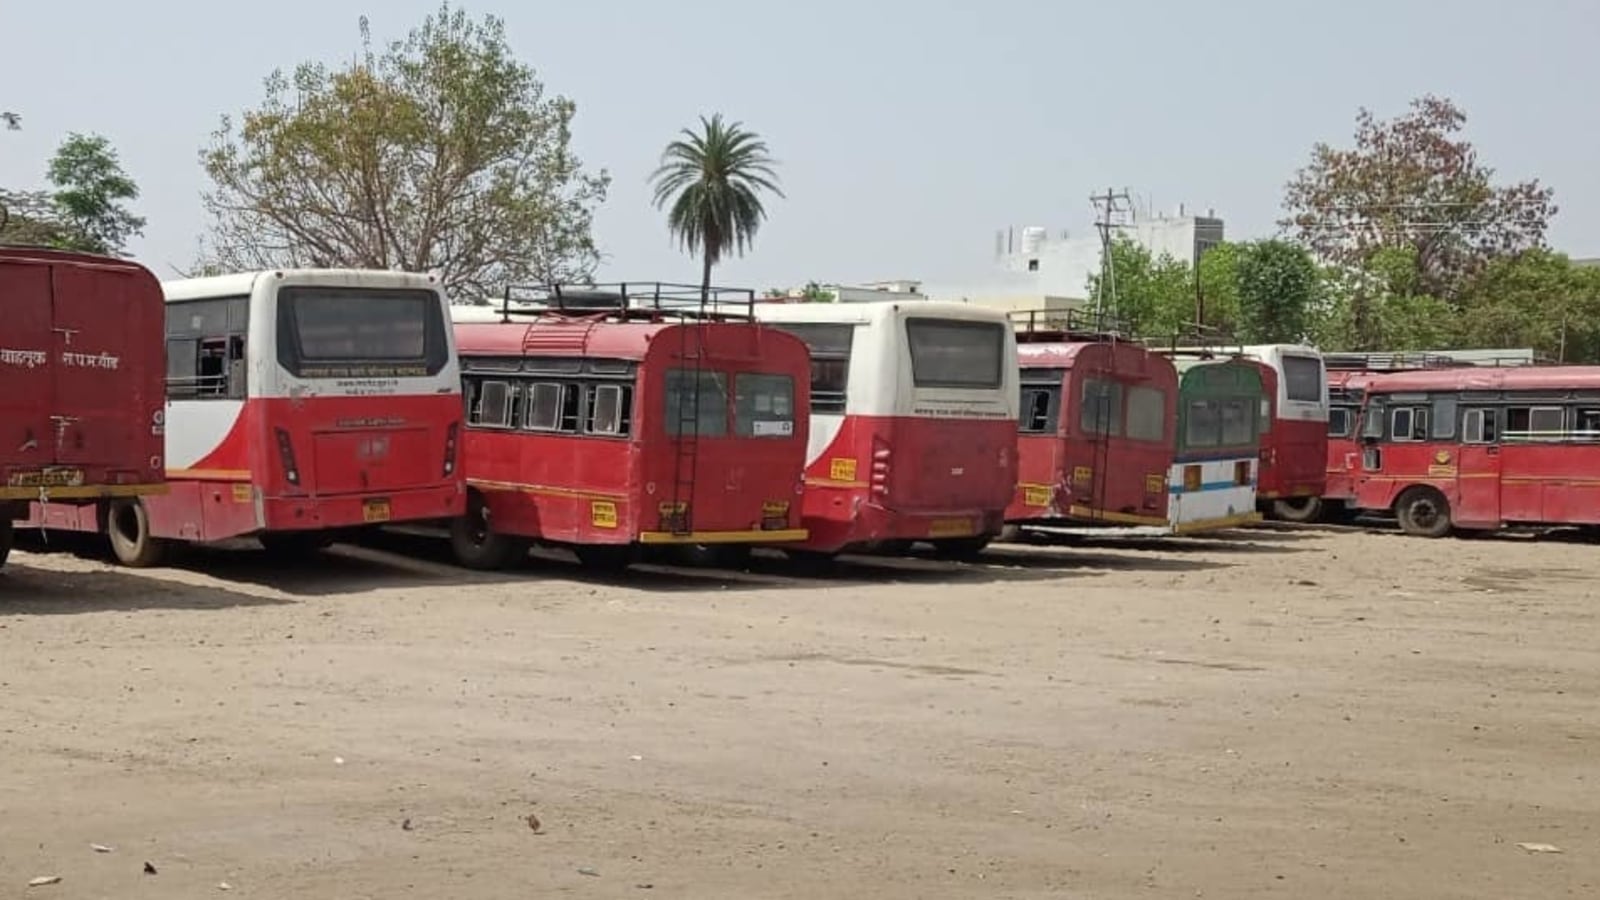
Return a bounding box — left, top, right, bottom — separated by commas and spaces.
0, 133, 144, 255
199, 4, 609, 298
649, 113, 783, 296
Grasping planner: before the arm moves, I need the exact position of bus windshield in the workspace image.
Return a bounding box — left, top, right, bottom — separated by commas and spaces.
276, 286, 449, 378
906, 319, 1004, 389
1282, 354, 1323, 402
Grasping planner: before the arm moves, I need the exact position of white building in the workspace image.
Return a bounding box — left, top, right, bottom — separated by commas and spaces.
994, 208, 1226, 300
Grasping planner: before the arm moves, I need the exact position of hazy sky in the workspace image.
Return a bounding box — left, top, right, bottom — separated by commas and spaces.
3, 0, 1596, 290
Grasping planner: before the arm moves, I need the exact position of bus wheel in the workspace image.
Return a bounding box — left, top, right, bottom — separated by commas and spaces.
574, 544, 635, 571
1395, 488, 1453, 538
260, 532, 336, 559
1272, 497, 1324, 523
449, 498, 525, 570
0, 519, 13, 569
107, 499, 167, 568
928, 536, 993, 561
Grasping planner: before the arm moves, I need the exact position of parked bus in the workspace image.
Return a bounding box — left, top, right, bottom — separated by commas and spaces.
1, 247, 166, 569
753, 300, 1020, 558
1007, 314, 1177, 529
1351, 366, 1600, 537
1164, 355, 1267, 533
26, 269, 465, 566
1233, 345, 1329, 522
446, 284, 810, 569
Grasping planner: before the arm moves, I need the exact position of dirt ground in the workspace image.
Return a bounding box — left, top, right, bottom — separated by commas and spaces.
0, 525, 1596, 899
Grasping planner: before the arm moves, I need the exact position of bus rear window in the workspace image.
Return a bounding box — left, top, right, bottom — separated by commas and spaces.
277, 286, 449, 378
1282, 355, 1323, 402
735, 373, 796, 438
906, 319, 1004, 389
664, 369, 729, 437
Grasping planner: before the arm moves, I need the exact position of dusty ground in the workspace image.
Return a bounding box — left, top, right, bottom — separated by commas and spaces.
0, 525, 1596, 899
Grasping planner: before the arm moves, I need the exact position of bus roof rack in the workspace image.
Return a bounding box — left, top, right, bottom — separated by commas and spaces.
1146, 322, 1242, 358
496, 281, 758, 323
1323, 351, 1470, 372
1010, 307, 1133, 343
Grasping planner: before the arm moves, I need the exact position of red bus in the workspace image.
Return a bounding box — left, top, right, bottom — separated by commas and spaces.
448, 284, 810, 569
27, 269, 465, 566
1, 248, 166, 569
1352, 366, 1600, 536
753, 300, 1020, 559
1007, 322, 1177, 529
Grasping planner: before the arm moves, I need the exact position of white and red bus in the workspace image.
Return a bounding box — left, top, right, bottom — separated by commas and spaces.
27, 269, 465, 565
446, 284, 811, 570
1207, 344, 1329, 521
754, 300, 1019, 559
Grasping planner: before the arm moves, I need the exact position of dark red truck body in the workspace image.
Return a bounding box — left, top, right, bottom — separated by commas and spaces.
0, 247, 166, 565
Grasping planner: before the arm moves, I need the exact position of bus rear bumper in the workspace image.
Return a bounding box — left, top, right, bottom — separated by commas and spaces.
793, 503, 1007, 554
263, 482, 465, 532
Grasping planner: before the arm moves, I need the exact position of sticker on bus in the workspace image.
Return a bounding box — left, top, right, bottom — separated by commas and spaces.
591, 501, 618, 529
829, 458, 858, 482
231, 483, 253, 503
6, 467, 86, 488
1145, 474, 1166, 494
1072, 466, 1093, 486
1022, 485, 1052, 507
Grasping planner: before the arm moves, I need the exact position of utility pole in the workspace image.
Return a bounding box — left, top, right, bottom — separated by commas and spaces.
1089, 187, 1133, 320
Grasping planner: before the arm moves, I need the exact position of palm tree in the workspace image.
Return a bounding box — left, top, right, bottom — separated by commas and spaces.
649, 114, 783, 298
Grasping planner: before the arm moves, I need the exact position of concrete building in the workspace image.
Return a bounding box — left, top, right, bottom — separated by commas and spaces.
993, 207, 1225, 301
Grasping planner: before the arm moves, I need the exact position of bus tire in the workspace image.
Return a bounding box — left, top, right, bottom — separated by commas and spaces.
260, 531, 336, 559
928, 536, 992, 561
449, 496, 525, 570
0, 519, 13, 569
1272, 496, 1324, 523
107, 499, 167, 568
1395, 487, 1453, 538
574, 544, 635, 571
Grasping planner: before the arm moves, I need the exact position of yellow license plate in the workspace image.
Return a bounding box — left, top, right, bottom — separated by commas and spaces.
829, 457, 858, 482
7, 467, 85, 488
929, 517, 975, 538
591, 500, 618, 529
1145, 473, 1166, 493
362, 499, 392, 523
1022, 485, 1052, 507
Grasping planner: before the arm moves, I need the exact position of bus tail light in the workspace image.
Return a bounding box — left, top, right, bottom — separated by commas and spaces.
870, 439, 891, 497
1234, 460, 1252, 486
443, 421, 459, 477
275, 427, 300, 486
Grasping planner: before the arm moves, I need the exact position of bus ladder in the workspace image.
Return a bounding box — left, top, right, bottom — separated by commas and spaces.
668, 320, 707, 537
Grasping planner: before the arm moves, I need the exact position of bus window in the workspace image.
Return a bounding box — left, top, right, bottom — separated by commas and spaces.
1282, 355, 1323, 402
1506, 406, 1564, 441
768, 323, 851, 413
470, 380, 514, 428
1126, 386, 1165, 442
1080, 379, 1124, 436
1328, 407, 1353, 438
665, 370, 730, 437
1362, 403, 1385, 440
735, 373, 796, 438
1391, 407, 1430, 442
525, 383, 564, 432
905, 319, 1004, 389
1463, 408, 1498, 444
1577, 409, 1600, 438
276, 286, 448, 378
167, 297, 247, 399
1019, 387, 1059, 434
1186, 400, 1221, 448
1220, 399, 1254, 446
587, 384, 633, 437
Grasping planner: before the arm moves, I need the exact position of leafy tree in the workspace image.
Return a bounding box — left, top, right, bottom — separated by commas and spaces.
46, 133, 145, 255
1235, 239, 1319, 343
200, 5, 609, 298
1310, 247, 1460, 352
0, 189, 73, 247
1282, 95, 1555, 300
799, 280, 835, 302
1195, 242, 1242, 335
650, 113, 783, 297
1086, 237, 1196, 338
1456, 251, 1600, 362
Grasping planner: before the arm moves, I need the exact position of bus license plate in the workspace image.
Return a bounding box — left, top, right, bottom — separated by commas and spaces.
7, 467, 86, 488
929, 517, 974, 538
362, 499, 392, 523
1022, 485, 1052, 507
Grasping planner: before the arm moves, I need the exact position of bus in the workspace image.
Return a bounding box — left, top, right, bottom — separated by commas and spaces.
1233, 344, 1329, 522
446, 284, 811, 569
1165, 355, 1267, 534
1351, 366, 1600, 537
26, 269, 465, 566
753, 300, 1020, 559
1008, 322, 1177, 530
1, 248, 166, 569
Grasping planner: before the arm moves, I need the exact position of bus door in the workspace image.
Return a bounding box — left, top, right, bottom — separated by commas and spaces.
1455, 405, 1502, 526
1075, 370, 1119, 521
0, 259, 53, 482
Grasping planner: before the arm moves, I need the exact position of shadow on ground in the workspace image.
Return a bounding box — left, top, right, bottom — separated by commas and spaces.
0, 556, 290, 615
